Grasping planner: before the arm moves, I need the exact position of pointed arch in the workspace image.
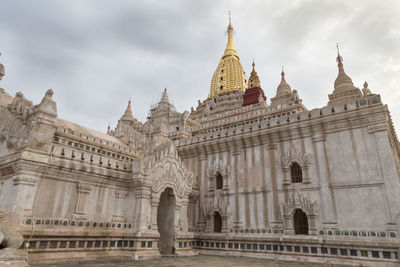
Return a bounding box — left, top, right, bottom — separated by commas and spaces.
294, 209, 308, 235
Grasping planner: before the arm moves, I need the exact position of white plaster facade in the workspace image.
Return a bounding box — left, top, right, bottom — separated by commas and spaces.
0, 21, 400, 266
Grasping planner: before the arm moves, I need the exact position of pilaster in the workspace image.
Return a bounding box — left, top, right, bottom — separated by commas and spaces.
112, 189, 128, 222
73, 183, 92, 220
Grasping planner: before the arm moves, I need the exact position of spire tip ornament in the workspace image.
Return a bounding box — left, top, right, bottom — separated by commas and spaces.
0, 52, 5, 81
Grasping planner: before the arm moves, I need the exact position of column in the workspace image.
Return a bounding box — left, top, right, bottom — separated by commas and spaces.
197, 153, 207, 229
12, 173, 38, 222
134, 186, 152, 230
232, 147, 243, 228
313, 132, 338, 227
265, 142, 281, 229
179, 196, 190, 232
150, 196, 160, 231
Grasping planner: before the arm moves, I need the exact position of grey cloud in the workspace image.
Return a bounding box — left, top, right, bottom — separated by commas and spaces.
0, 0, 399, 133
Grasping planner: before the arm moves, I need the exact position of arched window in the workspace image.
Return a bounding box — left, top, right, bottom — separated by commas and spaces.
216, 172, 223, 190
294, 209, 308, 235
290, 162, 303, 183
213, 212, 222, 233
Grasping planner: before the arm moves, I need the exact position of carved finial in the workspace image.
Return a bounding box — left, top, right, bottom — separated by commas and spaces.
46, 89, 54, 97
336, 43, 343, 64
161, 88, 169, 103
107, 122, 111, 135
0, 52, 5, 81
362, 81, 372, 96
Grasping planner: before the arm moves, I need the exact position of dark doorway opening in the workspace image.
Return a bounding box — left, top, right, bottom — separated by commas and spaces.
294, 209, 308, 235
213, 211, 222, 233
157, 187, 176, 254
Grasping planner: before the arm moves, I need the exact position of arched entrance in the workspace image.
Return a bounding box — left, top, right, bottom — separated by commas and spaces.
294, 209, 308, 235
157, 187, 176, 255
213, 211, 222, 232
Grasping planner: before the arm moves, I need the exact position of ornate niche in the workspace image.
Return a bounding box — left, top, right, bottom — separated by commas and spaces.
281, 146, 311, 185
207, 160, 230, 192
280, 190, 319, 235
204, 194, 231, 233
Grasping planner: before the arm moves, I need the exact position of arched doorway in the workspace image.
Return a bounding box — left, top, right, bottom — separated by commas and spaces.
294, 209, 308, 235
157, 187, 176, 255
213, 211, 222, 233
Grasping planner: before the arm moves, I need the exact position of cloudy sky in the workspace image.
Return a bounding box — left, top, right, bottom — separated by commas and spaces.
1, 0, 400, 133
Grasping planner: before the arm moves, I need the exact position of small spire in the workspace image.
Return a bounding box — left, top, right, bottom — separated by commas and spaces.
121, 99, 133, 121
248, 61, 260, 88
251, 60, 257, 75
333, 44, 357, 93
223, 11, 237, 58
228, 11, 232, 30
276, 67, 291, 96
161, 88, 169, 103
336, 43, 344, 68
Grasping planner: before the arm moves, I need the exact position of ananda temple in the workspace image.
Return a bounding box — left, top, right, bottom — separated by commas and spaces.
0, 18, 400, 266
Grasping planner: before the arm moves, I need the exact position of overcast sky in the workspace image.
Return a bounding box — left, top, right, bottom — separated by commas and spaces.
1, 0, 400, 134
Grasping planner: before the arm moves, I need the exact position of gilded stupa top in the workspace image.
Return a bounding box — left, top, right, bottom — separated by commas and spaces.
208, 14, 248, 98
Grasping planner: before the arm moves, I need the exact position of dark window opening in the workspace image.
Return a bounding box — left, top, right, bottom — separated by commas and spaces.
216, 172, 223, 190
291, 162, 303, 183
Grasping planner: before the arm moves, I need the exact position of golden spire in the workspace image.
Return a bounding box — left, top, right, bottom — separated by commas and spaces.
248, 61, 260, 88
223, 11, 238, 59
208, 14, 247, 98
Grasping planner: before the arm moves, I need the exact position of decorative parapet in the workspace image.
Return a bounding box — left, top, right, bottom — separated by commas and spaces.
177, 97, 383, 149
